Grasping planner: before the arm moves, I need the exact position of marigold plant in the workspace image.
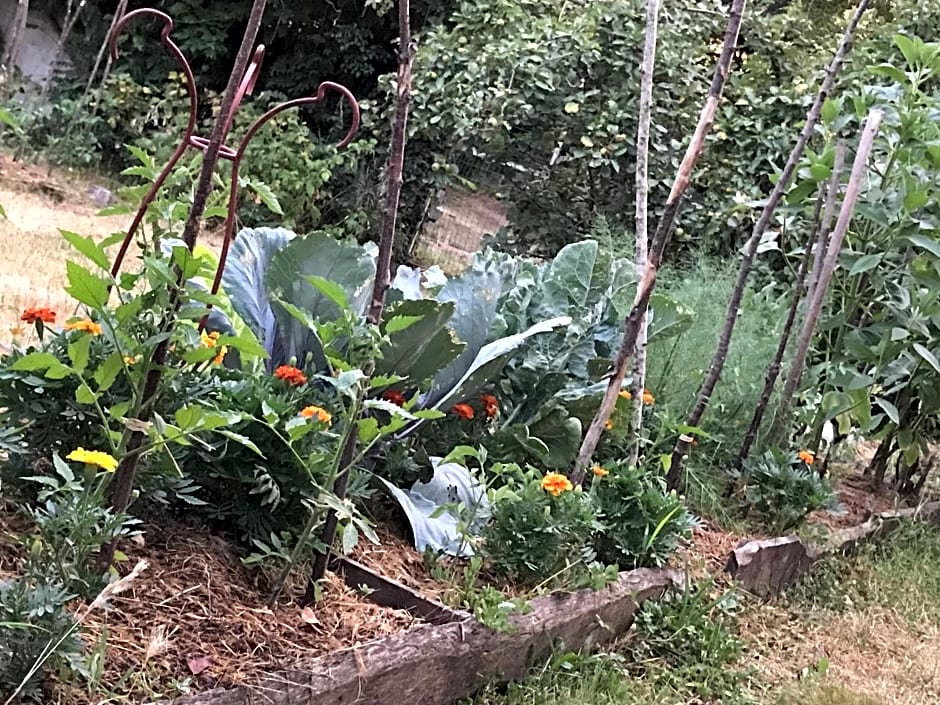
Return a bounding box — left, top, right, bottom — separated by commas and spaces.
300, 405, 332, 424
382, 389, 407, 406
21, 307, 56, 324
480, 393, 499, 418
452, 402, 475, 420
200, 330, 227, 365
64, 319, 103, 336
541, 472, 574, 496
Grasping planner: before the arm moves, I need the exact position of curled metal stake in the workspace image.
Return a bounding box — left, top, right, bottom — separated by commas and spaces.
106, 7, 361, 331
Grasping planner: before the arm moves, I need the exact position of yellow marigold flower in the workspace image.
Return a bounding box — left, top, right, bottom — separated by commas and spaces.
541, 472, 574, 497
592, 465, 610, 478
200, 330, 221, 348
618, 390, 632, 400
605, 419, 614, 431
124, 356, 137, 365
642, 389, 656, 405
300, 405, 332, 424
66, 447, 119, 473
65, 319, 103, 336
798, 449, 815, 465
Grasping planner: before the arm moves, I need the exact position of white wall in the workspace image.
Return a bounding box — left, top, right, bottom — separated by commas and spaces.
0, 0, 71, 86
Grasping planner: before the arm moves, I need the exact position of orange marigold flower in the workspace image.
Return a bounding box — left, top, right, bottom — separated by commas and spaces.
798, 449, 815, 465
452, 403, 475, 420
383, 389, 407, 406
592, 465, 610, 478
300, 405, 332, 424
618, 389, 632, 400
480, 393, 499, 418
541, 472, 574, 497
642, 389, 656, 405
21, 307, 56, 324
274, 365, 307, 386
65, 319, 103, 336
605, 419, 614, 431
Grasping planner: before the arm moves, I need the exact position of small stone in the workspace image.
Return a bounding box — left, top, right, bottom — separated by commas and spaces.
88, 185, 112, 207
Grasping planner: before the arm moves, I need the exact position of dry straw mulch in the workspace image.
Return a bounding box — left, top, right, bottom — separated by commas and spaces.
61, 518, 416, 703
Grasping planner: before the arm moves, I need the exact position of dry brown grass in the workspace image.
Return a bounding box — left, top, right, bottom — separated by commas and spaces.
741, 601, 940, 705
0, 156, 230, 349
0, 158, 131, 345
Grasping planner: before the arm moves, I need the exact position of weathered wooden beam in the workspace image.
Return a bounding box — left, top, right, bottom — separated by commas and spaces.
331, 556, 470, 625
157, 567, 681, 705
726, 501, 940, 596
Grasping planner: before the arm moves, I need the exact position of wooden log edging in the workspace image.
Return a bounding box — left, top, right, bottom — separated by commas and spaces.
726, 501, 940, 596
158, 567, 682, 705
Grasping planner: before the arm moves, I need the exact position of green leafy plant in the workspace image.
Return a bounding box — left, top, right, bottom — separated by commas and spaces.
737, 449, 840, 533
0, 568, 79, 700
630, 582, 746, 701
590, 464, 697, 570
482, 469, 596, 585
23, 454, 140, 599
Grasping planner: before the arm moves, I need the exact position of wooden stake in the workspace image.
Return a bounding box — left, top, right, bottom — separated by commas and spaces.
771, 111, 882, 437
666, 0, 872, 490
627, 0, 662, 468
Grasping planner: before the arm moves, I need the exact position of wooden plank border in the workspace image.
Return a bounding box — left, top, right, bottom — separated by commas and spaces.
158, 567, 681, 705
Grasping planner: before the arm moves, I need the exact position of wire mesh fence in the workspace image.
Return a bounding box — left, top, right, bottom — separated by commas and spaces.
408, 152, 523, 273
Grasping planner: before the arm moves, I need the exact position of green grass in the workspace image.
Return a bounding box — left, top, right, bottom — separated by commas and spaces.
788, 521, 940, 622
646, 257, 786, 437
468, 522, 940, 705
464, 651, 715, 705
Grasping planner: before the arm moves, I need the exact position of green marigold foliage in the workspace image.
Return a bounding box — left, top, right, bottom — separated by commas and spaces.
591, 465, 697, 570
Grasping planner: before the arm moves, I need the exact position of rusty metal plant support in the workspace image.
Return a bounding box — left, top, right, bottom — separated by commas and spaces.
98, 8, 359, 570
107, 8, 361, 327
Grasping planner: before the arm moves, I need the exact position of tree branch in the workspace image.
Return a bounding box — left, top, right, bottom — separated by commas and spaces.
367, 0, 415, 324
772, 111, 882, 437
627, 0, 661, 468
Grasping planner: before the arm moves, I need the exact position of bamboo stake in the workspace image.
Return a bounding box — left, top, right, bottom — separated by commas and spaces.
572, 0, 747, 486
665, 0, 872, 490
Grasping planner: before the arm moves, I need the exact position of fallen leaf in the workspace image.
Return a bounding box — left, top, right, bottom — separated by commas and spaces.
187, 655, 213, 675
300, 606, 320, 626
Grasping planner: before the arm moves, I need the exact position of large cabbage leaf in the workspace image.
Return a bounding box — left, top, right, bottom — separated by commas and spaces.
379, 458, 489, 557
220, 227, 295, 369
424, 251, 518, 407
265, 232, 376, 369
423, 315, 571, 413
